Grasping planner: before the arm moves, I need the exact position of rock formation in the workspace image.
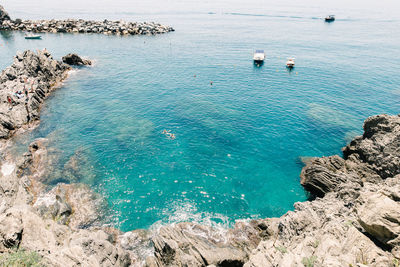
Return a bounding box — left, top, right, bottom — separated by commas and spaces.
0, 50, 94, 140
0, 5, 10, 22
0, 5, 174, 35
62, 53, 92, 66
0, 50, 71, 139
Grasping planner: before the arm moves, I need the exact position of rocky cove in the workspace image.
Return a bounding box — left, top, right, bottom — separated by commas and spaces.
0, 5, 400, 267
0, 5, 174, 35
0, 49, 399, 266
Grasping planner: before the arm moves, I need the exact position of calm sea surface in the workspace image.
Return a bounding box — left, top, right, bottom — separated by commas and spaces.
1, 0, 399, 230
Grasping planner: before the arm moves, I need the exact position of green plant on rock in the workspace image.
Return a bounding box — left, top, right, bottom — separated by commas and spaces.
275, 246, 288, 254
311, 240, 320, 249
393, 258, 400, 267
0, 249, 43, 267
302, 255, 317, 267
344, 220, 354, 228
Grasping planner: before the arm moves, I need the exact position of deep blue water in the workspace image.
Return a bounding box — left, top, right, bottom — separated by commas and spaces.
1, 0, 399, 231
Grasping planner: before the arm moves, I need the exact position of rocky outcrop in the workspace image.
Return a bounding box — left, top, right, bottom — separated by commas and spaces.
147, 220, 273, 267
0, 138, 133, 266
0, 5, 10, 22
300, 114, 399, 197
62, 54, 92, 66
0, 5, 174, 35
0, 50, 92, 140
0, 50, 71, 139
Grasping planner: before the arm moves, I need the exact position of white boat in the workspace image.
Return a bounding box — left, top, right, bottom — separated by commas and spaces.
325, 15, 335, 22
25, 33, 42, 40
286, 58, 295, 68
253, 50, 265, 62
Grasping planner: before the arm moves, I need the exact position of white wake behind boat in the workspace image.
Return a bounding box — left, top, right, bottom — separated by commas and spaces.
253, 50, 265, 62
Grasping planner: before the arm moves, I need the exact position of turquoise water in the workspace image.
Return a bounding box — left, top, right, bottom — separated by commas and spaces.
1, 1, 400, 231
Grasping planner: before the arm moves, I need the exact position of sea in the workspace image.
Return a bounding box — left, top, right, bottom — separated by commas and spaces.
0, 0, 399, 231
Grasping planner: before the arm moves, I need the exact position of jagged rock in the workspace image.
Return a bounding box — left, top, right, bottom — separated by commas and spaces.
343, 114, 400, 179
0, 5, 10, 22
33, 190, 72, 225
300, 155, 348, 197
301, 114, 400, 197
0, 50, 70, 139
0, 211, 22, 249
62, 53, 92, 66
356, 176, 400, 256
0, 207, 131, 267
151, 222, 248, 267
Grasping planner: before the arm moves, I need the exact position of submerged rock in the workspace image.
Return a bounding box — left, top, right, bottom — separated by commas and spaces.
62, 53, 92, 66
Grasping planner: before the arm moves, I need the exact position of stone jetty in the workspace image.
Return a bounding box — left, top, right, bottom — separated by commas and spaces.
0, 5, 174, 35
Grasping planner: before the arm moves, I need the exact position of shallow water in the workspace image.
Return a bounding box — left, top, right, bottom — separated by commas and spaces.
1, 0, 400, 231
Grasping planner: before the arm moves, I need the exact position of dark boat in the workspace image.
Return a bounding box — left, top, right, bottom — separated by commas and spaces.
325, 15, 335, 22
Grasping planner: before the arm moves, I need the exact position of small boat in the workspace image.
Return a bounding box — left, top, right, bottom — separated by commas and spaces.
25, 34, 42, 40
325, 15, 335, 22
253, 50, 265, 63
286, 58, 295, 68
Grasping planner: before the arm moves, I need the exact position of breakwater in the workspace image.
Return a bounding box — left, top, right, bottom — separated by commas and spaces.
0, 5, 174, 35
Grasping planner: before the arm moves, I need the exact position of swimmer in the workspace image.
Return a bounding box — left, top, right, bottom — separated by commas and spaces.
170, 134, 176, 140
162, 129, 167, 134
210, 81, 213, 86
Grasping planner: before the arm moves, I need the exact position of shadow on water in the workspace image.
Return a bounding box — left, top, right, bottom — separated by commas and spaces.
0, 30, 14, 41
286, 66, 294, 74
253, 61, 264, 68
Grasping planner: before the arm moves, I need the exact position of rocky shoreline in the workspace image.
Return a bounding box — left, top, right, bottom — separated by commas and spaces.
0, 50, 70, 140
0, 5, 174, 35
0, 49, 399, 266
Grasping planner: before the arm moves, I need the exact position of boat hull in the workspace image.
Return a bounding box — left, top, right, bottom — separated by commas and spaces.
25, 36, 42, 40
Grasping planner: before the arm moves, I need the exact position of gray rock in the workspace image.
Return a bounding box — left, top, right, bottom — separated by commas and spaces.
343, 114, 400, 179
62, 53, 92, 66
0, 5, 10, 22
300, 155, 348, 197
0, 50, 70, 139
151, 222, 248, 267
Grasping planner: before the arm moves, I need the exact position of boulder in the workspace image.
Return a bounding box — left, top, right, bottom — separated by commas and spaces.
151, 222, 248, 267
62, 53, 92, 66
